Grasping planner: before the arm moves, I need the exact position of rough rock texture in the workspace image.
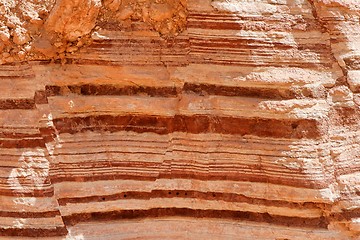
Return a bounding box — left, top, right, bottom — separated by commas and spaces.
1, 0, 360, 239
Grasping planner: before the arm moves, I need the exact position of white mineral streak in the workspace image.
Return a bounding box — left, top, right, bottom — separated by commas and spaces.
7, 113, 62, 229
65, 229, 85, 240
8, 149, 49, 193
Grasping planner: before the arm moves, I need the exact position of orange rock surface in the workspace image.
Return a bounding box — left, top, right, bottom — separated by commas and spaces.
1, 0, 360, 239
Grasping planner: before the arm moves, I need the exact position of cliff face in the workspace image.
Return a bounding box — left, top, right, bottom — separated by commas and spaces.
1, 0, 360, 239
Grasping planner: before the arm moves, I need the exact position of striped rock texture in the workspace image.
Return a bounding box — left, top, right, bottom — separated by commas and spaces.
1, 0, 360, 239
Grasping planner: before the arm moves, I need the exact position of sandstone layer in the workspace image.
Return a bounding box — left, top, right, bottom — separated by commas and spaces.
1, 0, 360, 239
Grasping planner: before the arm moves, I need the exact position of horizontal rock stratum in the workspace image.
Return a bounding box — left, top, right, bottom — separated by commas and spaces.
1, 0, 360, 239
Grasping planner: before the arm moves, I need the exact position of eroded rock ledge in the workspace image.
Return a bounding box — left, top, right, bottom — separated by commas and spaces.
1, 0, 360, 239
0, 0, 187, 64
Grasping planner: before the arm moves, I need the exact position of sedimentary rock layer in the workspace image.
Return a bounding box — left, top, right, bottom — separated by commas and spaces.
1, 0, 360, 239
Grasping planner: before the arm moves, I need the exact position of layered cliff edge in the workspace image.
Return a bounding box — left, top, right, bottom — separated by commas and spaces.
1, 0, 360, 239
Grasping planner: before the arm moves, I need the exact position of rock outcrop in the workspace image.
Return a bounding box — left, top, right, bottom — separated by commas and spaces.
1, 0, 360, 239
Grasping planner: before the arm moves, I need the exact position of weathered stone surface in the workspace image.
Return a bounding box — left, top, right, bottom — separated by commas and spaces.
1, 0, 360, 239
45, 0, 101, 41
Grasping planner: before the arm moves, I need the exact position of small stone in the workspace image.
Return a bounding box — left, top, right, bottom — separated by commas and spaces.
13, 28, 31, 45
0, 5, 5, 14
18, 50, 26, 60
0, 26, 10, 42
149, 3, 173, 22
30, 18, 44, 26
2, 52, 10, 58
66, 46, 78, 53
117, 6, 134, 20
54, 42, 63, 48
57, 44, 67, 53
24, 44, 32, 52
5, 56, 14, 62
58, 52, 65, 59
6, 21, 16, 29
76, 41, 83, 47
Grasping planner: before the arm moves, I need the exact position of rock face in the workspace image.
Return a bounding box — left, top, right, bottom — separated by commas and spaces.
1, 0, 360, 239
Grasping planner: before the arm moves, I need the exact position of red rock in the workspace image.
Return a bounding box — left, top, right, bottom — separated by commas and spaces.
1, 0, 360, 239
